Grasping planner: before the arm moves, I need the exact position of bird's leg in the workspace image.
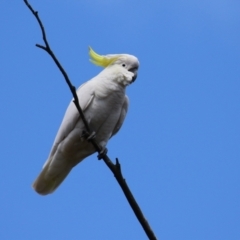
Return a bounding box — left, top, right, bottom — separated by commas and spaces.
97, 147, 108, 160
81, 130, 96, 141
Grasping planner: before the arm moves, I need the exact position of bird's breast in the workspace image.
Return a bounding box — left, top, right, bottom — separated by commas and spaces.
85, 90, 125, 144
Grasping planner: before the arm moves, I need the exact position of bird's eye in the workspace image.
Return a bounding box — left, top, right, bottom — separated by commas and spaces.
122, 64, 126, 67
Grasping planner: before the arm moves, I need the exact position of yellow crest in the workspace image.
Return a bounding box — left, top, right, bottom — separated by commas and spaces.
88, 47, 119, 68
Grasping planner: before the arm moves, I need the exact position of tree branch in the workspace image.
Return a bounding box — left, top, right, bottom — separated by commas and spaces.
23, 1, 157, 239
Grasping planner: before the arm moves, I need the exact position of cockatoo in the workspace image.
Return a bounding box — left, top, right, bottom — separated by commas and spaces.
33, 47, 139, 195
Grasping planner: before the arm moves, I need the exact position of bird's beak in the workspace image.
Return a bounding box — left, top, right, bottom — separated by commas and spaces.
129, 67, 138, 83
132, 73, 137, 82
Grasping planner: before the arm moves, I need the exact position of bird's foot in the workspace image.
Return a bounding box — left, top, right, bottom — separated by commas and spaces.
87, 131, 96, 141
82, 130, 96, 141
97, 147, 108, 160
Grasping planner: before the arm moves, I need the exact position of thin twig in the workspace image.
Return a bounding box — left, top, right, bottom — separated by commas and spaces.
23, 1, 157, 239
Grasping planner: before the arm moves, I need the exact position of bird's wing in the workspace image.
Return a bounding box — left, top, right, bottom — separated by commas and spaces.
111, 95, 129, 137
46, 80, 95, 162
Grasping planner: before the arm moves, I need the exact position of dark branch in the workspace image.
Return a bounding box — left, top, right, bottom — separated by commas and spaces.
23, 1, 157, 239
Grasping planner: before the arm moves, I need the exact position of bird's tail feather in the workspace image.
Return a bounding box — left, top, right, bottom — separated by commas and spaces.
32, 159, 72, 195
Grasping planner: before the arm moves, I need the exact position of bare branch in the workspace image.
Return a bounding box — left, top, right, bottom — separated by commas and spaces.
23, 1, 157, 239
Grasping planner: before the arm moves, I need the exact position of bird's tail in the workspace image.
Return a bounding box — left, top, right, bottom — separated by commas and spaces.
32, 159, 72, 195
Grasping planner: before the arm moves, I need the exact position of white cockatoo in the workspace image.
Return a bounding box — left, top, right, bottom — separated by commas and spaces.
33, 47, 139, 195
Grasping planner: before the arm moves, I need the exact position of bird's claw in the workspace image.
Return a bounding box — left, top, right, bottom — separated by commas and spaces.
87, 131, 96, 141
81, 130, 96, 141
97, 147, 108, 160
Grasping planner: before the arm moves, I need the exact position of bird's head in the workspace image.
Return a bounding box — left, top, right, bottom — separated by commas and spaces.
89, 47, 139, 84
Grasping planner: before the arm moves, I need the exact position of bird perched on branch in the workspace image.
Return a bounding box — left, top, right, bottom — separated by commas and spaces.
33, 47, 139, 195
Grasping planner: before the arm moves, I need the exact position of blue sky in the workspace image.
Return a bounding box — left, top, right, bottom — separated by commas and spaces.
1, 1, 240, 239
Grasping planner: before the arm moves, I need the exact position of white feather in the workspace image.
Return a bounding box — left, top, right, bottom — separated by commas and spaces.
32, 53, 139, 195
